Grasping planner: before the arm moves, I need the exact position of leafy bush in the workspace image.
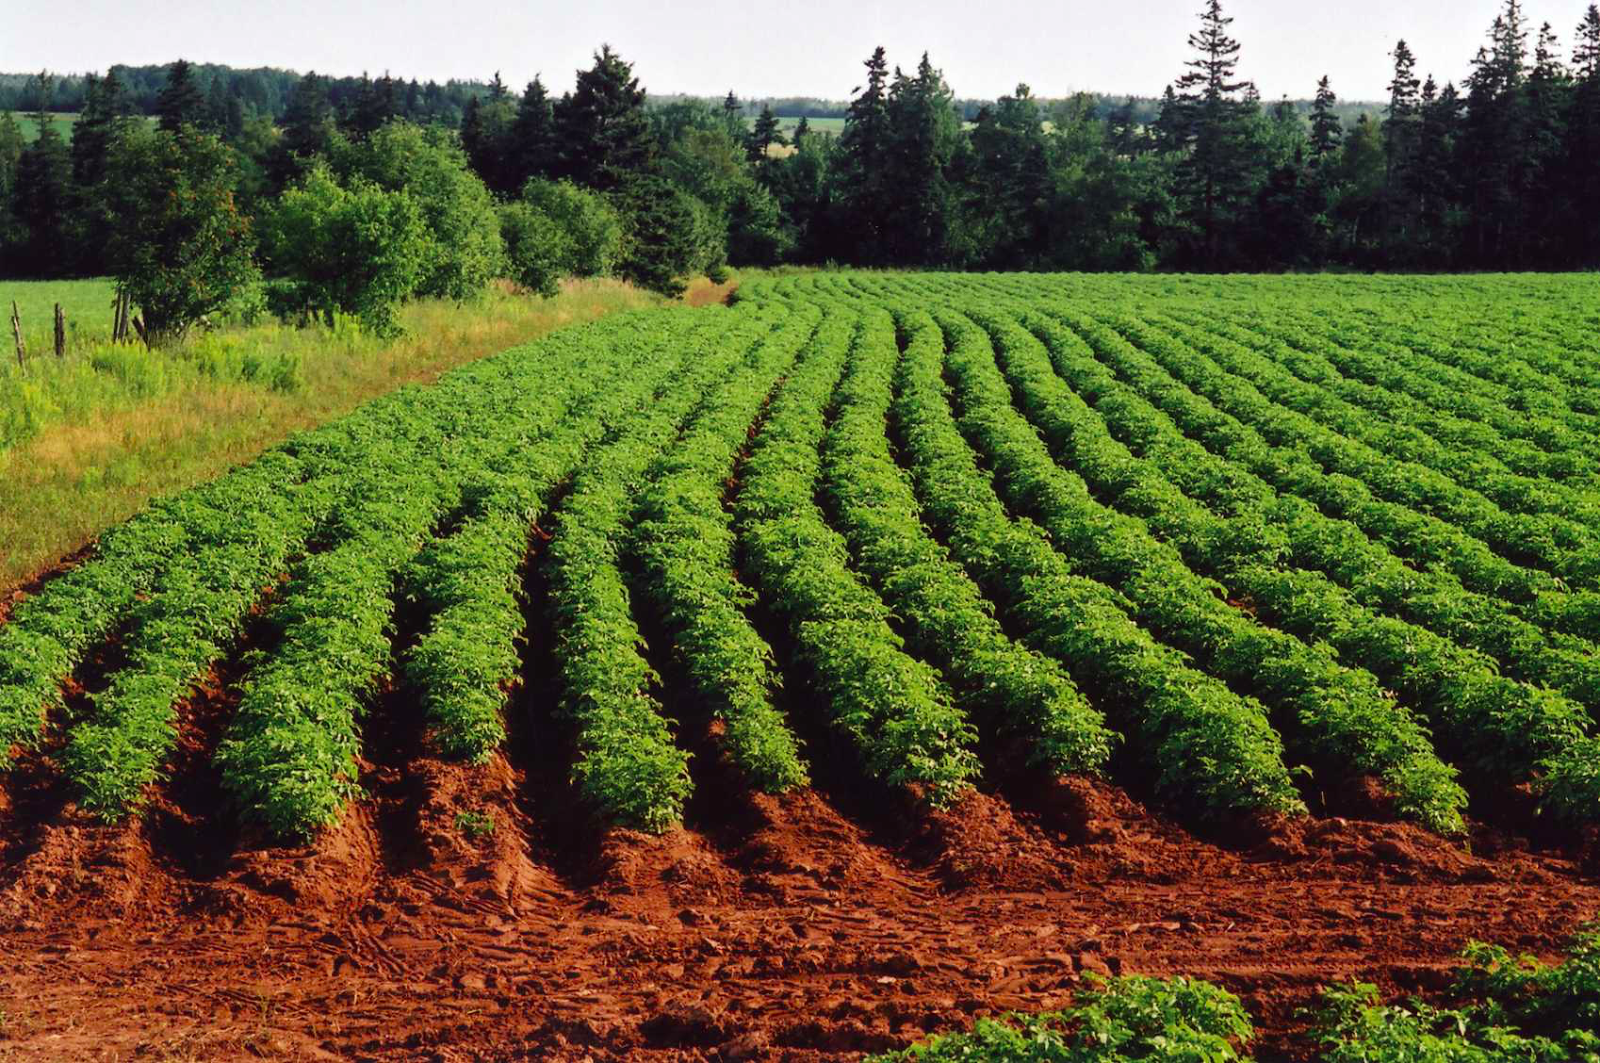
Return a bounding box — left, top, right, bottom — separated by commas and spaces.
261, 165, 429, 336
520, 178, 622, 278
332, 121, 505, 302
498, 201, 573, 298
870, 975, 1256, 1062
102, 125, 260, 347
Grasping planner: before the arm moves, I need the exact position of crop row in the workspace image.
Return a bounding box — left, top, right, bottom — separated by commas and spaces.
1099, 312, 1600, 588
403, 311, 708, 765
1189, 310, 1600, 484
1031, 311, 1600, 704
735, 305, 980, 805
999, 308, 1600, 823
545, 304, 785, 832
820, 305, 1114, 777
1151, 312, 1600, 550
627, 302, 819, 795
889, 308, 1308, 816
939, 306, 1465, 833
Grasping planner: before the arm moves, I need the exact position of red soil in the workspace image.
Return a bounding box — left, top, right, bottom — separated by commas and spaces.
3, 732, 1598, 1063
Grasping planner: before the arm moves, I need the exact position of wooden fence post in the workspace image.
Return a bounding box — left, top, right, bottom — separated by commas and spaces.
54, 303, 65, 358
9, 301, 22, 369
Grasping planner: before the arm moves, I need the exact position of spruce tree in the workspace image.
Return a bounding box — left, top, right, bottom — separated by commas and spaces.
1568, 6, 1600, 263
747, 104, 786, 162
269, 71, 334, 190
792, 115, 810, 146
70, 71, 134, 272
880, 53, 959, 264
1171, 0, 1261, 265
157, 59, 205, 132
1309, 75, 1342, 161
1526, 22, 1571, 259
508, 77, 557, 191
1152, 84, 1186, 152
554, 45, 656, 191
0, 111, 23, 262
1383, 40, 1423, 257
12, 73, 74, 275
1463, 1, 1534, 264
837, 46, 892, 261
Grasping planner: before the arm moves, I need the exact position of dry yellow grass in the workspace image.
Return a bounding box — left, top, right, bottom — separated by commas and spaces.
0, 278, 664, 589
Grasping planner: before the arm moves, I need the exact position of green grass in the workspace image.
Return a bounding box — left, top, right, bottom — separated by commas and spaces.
5, 111, 80, 142
0, 277, 669, 589
775, 115, 845, 136
2, 277, 120, 355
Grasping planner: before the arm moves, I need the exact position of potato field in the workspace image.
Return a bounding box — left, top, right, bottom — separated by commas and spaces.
4, 272, 1600, 1060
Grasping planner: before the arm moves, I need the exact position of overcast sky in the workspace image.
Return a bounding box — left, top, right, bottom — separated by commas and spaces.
4, 0, 1595, 102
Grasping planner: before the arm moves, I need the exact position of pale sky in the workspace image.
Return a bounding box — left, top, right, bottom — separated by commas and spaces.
4, 0, 1595, 102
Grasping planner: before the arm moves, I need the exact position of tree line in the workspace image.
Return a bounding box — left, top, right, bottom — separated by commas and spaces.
0, 65, 496, 130
0, 0, 1595, 345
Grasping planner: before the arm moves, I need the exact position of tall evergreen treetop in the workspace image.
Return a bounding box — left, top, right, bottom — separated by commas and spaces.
1577, 5, 1600, 79
555, 44, 655, 191
747, 104, 786, 162
841, 46, 892, 171
508, 76, 557, 189
157, 59, 205, 132
1174, 0, 1254, 105
1309, 75, 1342, 159
1493, 0, 1530, 83
1387, 40, 1421, 122
1171, 0, 1261, 264
71, 70, 131, 186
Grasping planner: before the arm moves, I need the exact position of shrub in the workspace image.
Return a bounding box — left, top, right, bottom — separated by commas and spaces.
498, 201, 573, 298
520, 178, 622, 278
260, 165, 430, 337
103, 126, 260, 347
870, 975, 1256, 1062
332, 121, 505, 302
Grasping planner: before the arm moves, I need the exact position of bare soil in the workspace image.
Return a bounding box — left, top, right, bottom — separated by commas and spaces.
3, 722, 1598, 1063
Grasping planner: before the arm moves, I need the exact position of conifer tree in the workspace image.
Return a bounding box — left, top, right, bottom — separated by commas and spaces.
838, 46, 892, 260
269, 71, 334, 190
746, 104, 786, 162
880, 53, 960, 264
1383, 40, 1422, 255
554, 45, 656, 191
1152, 84, 1186, 152
70, 71, 134, 272
11, 73, 74, 275
1309, 75, 1342, 161
1463, 1, 1533, 263
1569, 5, 1600, 263
1171, 0, 1261, 265
0, 110, 22, 204
507, 76, 557, 191
157, 59, 205, 132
